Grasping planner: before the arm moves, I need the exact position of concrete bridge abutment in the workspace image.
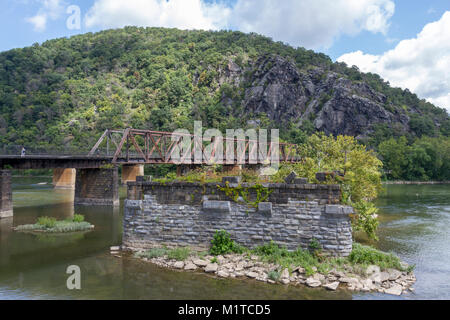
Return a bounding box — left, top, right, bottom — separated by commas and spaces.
75, 167, 119, 206
0, 170, 13, 219
53, 168, 76, 189
121, 165, 144, 185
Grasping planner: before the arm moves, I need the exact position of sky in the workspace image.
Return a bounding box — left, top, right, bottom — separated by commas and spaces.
1, 0, 449, 111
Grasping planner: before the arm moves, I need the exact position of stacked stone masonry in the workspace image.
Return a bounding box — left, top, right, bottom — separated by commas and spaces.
124, 181, 354, 257
74, 168, 119, 206
0, 170, 13, 219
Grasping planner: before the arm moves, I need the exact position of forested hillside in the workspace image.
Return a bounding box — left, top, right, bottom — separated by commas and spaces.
0, 27, 449, 180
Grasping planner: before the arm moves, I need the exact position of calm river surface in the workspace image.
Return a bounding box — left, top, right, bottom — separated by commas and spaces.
0, 178, 449, 300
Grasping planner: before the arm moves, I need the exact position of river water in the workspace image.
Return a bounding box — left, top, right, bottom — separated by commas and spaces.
0, 178, 449, 300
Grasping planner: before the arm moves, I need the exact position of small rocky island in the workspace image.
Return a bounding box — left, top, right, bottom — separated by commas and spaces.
122, 175, 416, 296
126, 238, 416, 296
14, 215, 94, 233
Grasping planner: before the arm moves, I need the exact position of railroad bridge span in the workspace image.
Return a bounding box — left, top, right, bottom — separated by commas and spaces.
0, 128, 301, 218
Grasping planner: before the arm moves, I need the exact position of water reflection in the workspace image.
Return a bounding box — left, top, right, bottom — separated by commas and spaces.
1, 179, 449, 300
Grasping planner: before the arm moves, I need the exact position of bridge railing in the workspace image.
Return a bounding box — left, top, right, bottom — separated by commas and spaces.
89, 129, 304, 165
0, 145, 112, 157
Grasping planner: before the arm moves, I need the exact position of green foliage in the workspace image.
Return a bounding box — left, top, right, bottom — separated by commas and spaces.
167, 247, 191, 261
210, 230, 245, 256
135, 248, 168, 259
16, 217, 93, 233
275, 133, 383, 240
308, 238, 321, 251
72, 214, 85, 223
37, 216, 57, 228
252, 241, 411, 276
267, 270, 281, 282
352, 201, 380, 241
252, 241, 329, 276
0, 27, 446, 152
378, 136, 450, 181
349, 243, 411, 271
217, 182, 272, 210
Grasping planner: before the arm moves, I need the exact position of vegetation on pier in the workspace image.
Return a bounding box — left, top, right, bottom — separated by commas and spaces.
133, 230, 415, 294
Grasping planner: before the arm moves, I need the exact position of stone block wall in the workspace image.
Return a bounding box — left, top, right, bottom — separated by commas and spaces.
0, 170, 13, 218
75, 168, 119, 206
123, 181, 354, 257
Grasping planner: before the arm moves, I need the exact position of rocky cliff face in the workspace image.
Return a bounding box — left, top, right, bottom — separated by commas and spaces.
222, 55, 412, 138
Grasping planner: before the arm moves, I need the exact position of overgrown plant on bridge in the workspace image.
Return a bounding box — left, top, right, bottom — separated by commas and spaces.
275, 133, 383, 240
217, 182, 272, 210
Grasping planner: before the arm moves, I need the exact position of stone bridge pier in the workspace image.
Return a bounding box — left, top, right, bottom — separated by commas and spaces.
75, 167, 120, 207
53, 168, 76, 189
0, 170, 13, 219
122, 164, 144, 185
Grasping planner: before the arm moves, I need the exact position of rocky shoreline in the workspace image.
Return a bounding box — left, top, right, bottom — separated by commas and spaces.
120, 246, 416, 296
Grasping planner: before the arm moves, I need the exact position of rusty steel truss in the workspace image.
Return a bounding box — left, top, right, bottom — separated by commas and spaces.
88, 128, 302, 165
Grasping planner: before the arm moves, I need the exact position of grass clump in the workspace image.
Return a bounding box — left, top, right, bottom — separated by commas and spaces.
267, 270, 281, 282
251, 241, 411, 276
168, 247, 191, 261
15, 215, 93, 233
135, 248, 168, 259
253, 241, 327, 276
72, 214, 85, 223
210, 230, 246, 256
348, 243, 412, 271
37, 216, 57, 228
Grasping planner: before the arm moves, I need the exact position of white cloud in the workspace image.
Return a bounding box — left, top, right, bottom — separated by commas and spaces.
26, 0, 65, 32
85, 0, 394, 49
85, 0, 231, 30
26, 13, 48, 32
338, 11, 450, 111
229, 0, 394, 48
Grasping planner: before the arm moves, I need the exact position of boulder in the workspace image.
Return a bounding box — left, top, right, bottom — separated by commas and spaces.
366, 265, 381, 276
324, 282, 340, 291
217, 270, 230, 278
306, 277, 322, 288
385, 284, 403, 296
205, 263, 218, 273
193, 259, 209, 267
387, 269, 402, 281
184, 263, 197, 271
280, 268, 290, 280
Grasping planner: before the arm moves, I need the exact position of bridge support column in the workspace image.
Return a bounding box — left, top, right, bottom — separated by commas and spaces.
75, 168, 119, 206
0, 170, 13, 219
121, 165, 144, 185
53, 168, 76, 189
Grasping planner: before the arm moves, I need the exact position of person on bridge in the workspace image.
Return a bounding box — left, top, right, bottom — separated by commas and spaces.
21, 146, 26, 157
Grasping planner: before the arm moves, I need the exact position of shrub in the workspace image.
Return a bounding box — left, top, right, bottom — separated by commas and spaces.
72, 214, 85, 223
348, 243, 405, 271
37, 216, 57, 228
210, 230, 245, 256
